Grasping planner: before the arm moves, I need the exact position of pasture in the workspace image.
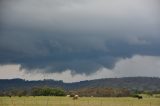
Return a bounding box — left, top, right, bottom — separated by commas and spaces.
0, 96, 160, 106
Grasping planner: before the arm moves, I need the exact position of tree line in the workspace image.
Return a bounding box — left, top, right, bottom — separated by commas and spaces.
0, 87, 66, 97
68, 87, 131, 97
0, 86, 159, 97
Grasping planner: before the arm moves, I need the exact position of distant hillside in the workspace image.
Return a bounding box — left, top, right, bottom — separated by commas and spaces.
0, 77, 160, 91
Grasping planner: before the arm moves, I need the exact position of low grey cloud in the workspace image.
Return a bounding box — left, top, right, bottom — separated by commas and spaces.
0, 0, 160, 74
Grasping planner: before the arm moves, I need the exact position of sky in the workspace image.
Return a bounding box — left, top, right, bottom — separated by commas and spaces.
0, 0, 160, 82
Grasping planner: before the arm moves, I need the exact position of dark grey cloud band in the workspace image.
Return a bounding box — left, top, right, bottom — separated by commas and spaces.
0, 0, 160, 74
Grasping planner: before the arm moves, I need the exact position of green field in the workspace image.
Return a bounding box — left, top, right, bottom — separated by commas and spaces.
0, 96, 160, 106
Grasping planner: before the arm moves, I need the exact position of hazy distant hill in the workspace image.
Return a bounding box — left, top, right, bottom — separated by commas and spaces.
0, 77, 160, 91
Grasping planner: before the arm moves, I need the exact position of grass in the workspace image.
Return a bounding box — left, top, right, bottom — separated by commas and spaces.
0, 96, 160, 106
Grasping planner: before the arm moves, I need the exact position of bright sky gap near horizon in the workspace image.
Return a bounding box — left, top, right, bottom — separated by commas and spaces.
0, 0, 160, 82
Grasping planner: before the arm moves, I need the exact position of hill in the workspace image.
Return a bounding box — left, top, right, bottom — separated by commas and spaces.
0, 77, 160, 92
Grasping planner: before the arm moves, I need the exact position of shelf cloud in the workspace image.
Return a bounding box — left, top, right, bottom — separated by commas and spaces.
0, 0, 160, 79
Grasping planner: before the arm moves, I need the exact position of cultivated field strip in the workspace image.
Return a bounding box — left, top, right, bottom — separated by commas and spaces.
0, 96, 160, 106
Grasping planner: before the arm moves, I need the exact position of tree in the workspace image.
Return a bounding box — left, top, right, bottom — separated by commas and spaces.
31, 87, 66, 96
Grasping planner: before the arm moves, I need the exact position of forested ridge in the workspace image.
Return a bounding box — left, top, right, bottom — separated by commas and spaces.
0, 77, 160, 91
0, 77, 160, 97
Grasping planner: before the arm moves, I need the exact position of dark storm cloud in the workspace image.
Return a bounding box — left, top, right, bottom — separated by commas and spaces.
0, 0, 160, 74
